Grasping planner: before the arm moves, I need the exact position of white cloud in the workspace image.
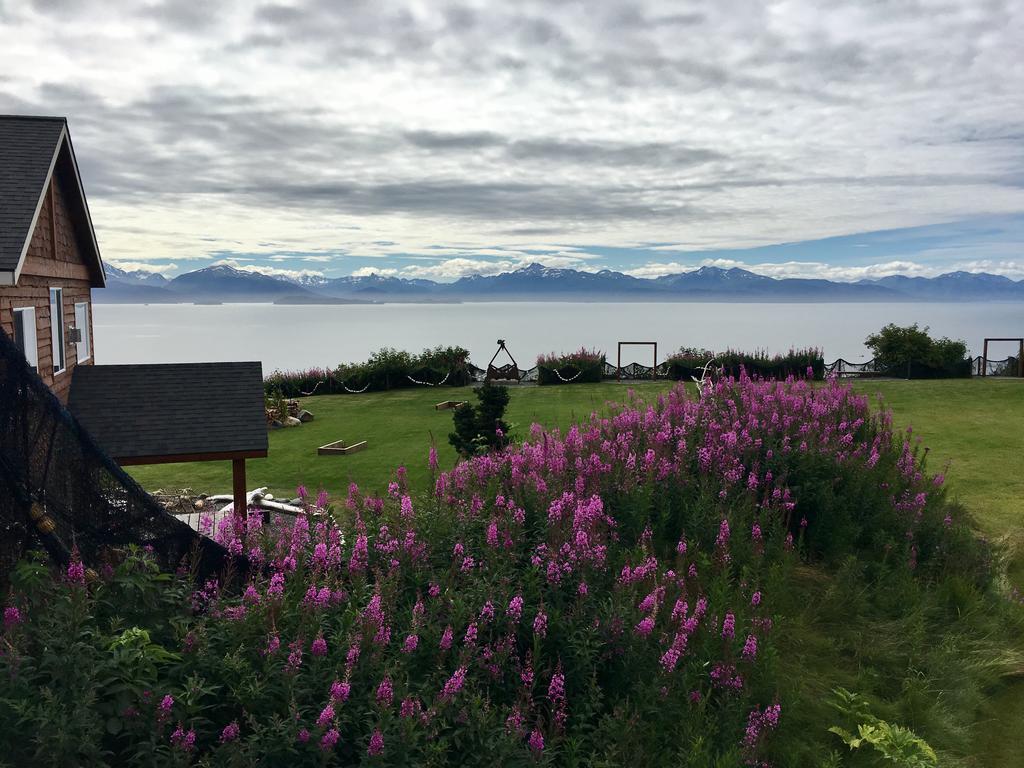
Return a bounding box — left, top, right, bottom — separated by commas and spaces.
624, 258, 1024, 281
106, 260, 178, 275
395, 253, 598, 280
2, 0, 1022, 271
210, 258, 324, 281
351, 266, 399, 277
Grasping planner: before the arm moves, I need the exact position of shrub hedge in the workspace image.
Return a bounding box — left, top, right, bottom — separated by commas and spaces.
265, 346, 472, 397
666, 347, 825, 381
536, 348, 605, 385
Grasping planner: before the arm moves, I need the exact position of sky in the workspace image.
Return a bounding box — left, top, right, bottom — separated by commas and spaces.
1, 0, 1023, 282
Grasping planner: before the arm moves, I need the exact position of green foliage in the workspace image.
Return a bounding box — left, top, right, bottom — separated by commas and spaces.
264, 387, 287, 421
666, 347, 825, 381
864, 324, 970, 378
828, 688, 937, 767
536, 348, 606, 385
449, 383, 512, 456
265, 346, 472, 397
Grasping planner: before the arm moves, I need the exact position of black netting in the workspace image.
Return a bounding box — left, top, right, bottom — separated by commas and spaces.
0, 326, 239, 582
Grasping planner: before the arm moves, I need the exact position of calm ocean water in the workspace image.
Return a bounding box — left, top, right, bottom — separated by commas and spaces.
93, 302, 1024, 371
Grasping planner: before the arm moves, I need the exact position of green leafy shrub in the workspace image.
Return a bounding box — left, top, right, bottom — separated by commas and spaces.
666, 347, 825, 381
448, 383, 512, 456
864, 324, 970, 379
265, 346, 471, 396
536, 348, 605, 385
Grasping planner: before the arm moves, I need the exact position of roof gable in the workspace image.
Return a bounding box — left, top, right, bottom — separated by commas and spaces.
0, 116, 104, 287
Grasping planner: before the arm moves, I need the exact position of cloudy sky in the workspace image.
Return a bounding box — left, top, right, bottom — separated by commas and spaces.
2, 0, 1023, 282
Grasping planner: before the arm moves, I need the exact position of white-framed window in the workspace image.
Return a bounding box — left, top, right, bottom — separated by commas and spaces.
74, 301, 91, 362
49, 287, 65, 374
12, 307, 39, 371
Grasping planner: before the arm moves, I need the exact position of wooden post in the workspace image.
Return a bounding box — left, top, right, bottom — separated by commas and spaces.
1019, 340, 1023, 378
982, 339, 988, 377
232, 458, 246, 517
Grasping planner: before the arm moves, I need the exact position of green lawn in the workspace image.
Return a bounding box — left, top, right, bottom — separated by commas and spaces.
129, 377, 1024, 762
128, 381, 679, 501
130, 379, 1023, 541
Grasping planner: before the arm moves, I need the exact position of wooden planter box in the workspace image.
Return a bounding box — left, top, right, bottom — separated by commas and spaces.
317, 439, 368, 455
434, 400, 467, 410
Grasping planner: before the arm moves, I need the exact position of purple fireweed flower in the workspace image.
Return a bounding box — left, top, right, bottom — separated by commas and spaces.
440, 665, 467, 701
66, 558, 86, 585
722, 612, 736, 639
635, 616, 655, 636
311, 635, 328, 657
296, 484, 308, 499
464, 622, 478, 647
548, 664, 567, 730
330, 679, 351, 703
479, 601, 495, 623
507, 595, 524, 622
316, 489, 329, 508
402, 633, 419, 653
429, 445, 438, 471
267, 571, 285, 598
159, 695, 174, 715
400, 697, 421, 718
321, 728, 339, 751
440, 625, 453, 650
506, 706, 525, 734
297, 728, 310, 743
376, 677, 394, 707
368, 728, 384, 756
170, 725, 196, 752
220, 721, 240, 743
317, 704, 335, 728
533, 610, 548, 639
3, 606, 22, 629
528, 729, 544, 754
742, 634, 758, 660
263, 634, 280, 656
751, 591, 762, 607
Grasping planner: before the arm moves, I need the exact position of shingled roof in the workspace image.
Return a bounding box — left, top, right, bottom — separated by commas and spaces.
68, 362, 268, 463
0, 115, 103, 285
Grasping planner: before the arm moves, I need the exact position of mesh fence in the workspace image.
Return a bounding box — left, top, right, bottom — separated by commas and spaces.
0, 326, 240, 583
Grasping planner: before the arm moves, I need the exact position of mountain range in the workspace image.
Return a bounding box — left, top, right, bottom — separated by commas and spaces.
97, 263, 1024, 304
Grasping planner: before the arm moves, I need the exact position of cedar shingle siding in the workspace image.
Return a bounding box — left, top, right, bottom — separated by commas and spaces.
0, 116, 103, 403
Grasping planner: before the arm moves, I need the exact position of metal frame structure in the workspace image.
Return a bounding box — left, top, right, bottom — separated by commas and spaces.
485, 339, 521, 382
617, 341, 658, 380
981, 337, 1024, 377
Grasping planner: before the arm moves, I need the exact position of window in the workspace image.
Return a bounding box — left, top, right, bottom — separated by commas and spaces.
12, 307, 38, 371
74, 301, 91, 361
49, 287, 65, 374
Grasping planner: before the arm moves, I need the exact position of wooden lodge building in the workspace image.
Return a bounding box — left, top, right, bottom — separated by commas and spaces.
0, 116, 103, 403
0, 115, 266, 516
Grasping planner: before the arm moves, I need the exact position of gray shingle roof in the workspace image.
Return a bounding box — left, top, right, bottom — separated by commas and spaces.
68, 362, 269, 460
0, 116, 66, 273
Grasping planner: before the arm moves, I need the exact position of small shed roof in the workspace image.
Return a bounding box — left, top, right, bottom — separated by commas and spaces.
69, 362, 268, 464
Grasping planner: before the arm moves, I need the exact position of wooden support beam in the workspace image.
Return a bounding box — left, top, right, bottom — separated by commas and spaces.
982, 339, 988, 377
232, 458, 247, 517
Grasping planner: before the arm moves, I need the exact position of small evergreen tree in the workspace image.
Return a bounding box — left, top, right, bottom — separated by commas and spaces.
449, 383, 511, 457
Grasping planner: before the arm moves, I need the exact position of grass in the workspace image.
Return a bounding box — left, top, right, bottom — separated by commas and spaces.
128, 381, 678, 501
128, 377, 1024, 764
129, 380, 1023, 540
